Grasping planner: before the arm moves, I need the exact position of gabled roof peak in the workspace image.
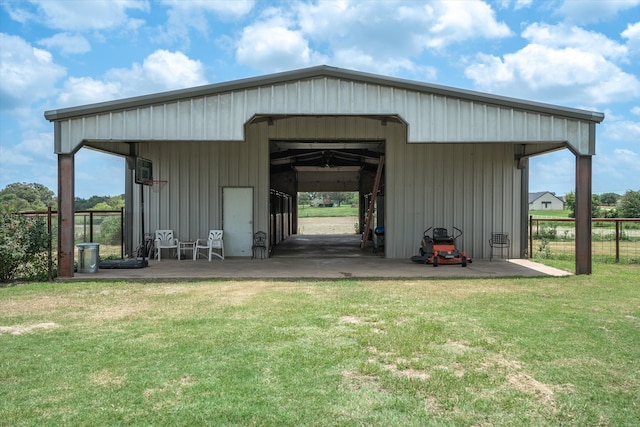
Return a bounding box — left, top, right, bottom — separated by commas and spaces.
45, 65, 604, 124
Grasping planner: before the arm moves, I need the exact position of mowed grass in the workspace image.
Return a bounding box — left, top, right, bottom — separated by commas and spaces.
298, 205, 359, 218
1, 266, 639, 426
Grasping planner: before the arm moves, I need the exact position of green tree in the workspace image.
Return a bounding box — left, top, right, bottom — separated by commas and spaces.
0, 208, 50, 282
564, 191, 601, 218
298, 192, 311, 206
75, 194, 124, 210
619, 190, 640, 218
89, 196, 124, 245
328, 192, 354, 206
565, 191, 575, 216
599, 192, 620, 205
0, 182, 55, 211
99, 216, 122, 245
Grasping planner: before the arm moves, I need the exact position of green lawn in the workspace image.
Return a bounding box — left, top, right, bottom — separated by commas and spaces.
528, 209, 571, 217
1, 265, 639, 426
298, 204, 359, 218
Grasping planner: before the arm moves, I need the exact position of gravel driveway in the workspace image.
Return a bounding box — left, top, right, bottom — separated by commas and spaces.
297, 216, 359, 235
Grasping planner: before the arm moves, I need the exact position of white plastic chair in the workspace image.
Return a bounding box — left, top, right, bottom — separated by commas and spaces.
154, 230, 178, 261
194, 230, 224, 261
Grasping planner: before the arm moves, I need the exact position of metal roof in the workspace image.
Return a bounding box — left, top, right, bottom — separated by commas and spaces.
44, 65, 605, 124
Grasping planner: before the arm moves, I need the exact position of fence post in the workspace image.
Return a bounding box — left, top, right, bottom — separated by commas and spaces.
48, 206, 53, 281
89, 211, 94, 242
120, 207, 125, 259
529, 215, 533, 258
615, 220, 620, 263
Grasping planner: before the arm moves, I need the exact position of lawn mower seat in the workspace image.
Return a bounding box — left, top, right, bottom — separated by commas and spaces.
433, 228, 453, 244
421, 236, 434, 256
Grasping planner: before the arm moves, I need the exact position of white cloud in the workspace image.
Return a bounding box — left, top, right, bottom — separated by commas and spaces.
57, 77, 123, 107
426, 0, 512, 48
631, 106, 640, 116
331, 48, 438, 80
156, 0, 254, 45
0, 128, 57, 191
237, 0, 510, 74
514, 0, 533, 9
297, 0, 510, 53
38, 32, 91, 55
593, 148, 640, 194
236, 12, 327, 71
465, 23, 640, 105
523, 23, 628, 62
557, 0, 640, 25
602, 118, 640, 142
57, 50, 207, 107
5, 0, 149, 32
160, 0, 254, 17
622, 22, 640, 55
0, 34, 66, 110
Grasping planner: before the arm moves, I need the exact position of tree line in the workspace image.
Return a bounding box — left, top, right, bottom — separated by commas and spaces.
0, 182, 123, 212
1, 183, 638, 218
564, 190, 640, 218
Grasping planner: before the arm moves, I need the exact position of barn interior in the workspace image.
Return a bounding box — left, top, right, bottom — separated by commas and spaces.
268, 134, 387, 256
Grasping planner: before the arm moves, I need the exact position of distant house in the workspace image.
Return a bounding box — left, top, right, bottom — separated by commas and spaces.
529, 192, 565, 210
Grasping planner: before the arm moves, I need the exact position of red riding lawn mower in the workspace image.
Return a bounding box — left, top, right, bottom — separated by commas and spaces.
411, 227, 472, 267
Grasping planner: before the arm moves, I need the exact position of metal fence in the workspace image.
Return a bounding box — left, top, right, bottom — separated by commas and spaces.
529, 216, 640, 263
17, 208, 125, 279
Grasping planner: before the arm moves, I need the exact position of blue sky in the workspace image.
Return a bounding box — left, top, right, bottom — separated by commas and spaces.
1, 0, 638, 199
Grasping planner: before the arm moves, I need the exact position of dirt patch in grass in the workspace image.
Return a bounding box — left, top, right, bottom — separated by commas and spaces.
90, 370, 127, 387
0, 322, 61, 335
508, 372, 557, 409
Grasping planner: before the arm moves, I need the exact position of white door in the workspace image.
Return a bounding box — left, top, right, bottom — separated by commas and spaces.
223, 187, 254, 256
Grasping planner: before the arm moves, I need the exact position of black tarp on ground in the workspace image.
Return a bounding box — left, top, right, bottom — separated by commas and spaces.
99, 259, 148, 269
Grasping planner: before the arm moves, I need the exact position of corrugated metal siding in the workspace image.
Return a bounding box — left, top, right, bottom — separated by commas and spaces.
386, 136, 521, 259
129, 117, 522, 259
132, 136, 269, 247
57, 76, 594, 155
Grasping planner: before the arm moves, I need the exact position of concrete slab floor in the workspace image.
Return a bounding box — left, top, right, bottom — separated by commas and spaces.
65, 234, 571, 281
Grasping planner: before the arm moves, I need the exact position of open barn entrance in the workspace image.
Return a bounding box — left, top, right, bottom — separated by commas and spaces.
297, 191, 359, 235
269, 139, 385, 257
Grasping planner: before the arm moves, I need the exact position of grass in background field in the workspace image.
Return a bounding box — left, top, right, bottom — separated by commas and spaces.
528, 209, 571, 217
2, 265, 639, 426
298, 204, 359, 218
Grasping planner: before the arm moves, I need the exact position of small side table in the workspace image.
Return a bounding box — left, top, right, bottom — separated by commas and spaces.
179, 241, 195, 260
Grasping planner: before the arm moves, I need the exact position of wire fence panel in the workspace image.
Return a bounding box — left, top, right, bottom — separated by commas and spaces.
16, 208, 125, 280
529, 216, 640, 263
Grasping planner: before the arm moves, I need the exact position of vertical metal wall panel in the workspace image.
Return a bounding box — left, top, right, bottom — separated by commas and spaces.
386, 137, 520, 259
124, 109, 138, 137
176, 100, 191, 138
83, 116, 97, 138
132, 136, 267, 250
217, 93, 233, 138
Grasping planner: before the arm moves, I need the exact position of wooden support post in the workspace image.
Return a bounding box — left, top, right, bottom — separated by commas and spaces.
575, 155, 592, 275
58, 153, 75, 277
